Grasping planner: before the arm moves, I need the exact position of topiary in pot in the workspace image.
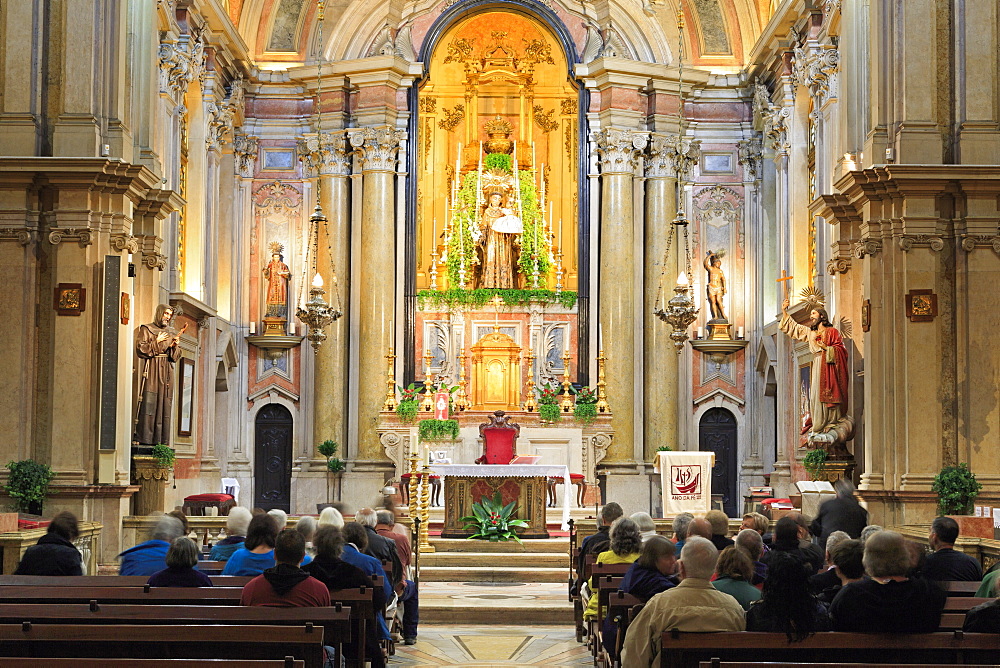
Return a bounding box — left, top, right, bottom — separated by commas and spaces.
932, 463, 982, 516
5, 460, 55, 515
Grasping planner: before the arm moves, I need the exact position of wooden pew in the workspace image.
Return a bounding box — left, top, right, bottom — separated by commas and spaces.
0, 585, 243, 605
943, 597, 992, 612
0, 623, 325, 667
659, 630, 1000, 668
942, 581, 981, 596
0, 661, 305, 668
591, 575, 625, 661
0, 603, 351, 660
0, 574, 254, 588
577, 561, 633, 648
197, 560, 229, 575
328, 586, 378, 668
605, 590, 643, 668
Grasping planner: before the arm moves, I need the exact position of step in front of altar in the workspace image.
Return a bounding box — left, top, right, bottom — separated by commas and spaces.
420, 551, 567, 568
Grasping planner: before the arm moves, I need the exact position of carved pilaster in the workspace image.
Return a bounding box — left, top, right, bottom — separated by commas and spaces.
793, 43, 840, 105
594, 128, 646, 175
233, 134, 260, 178
137, 235, 167, 270
158, 32, 204, 101
349, 127, 405, 173
737, 137, 764, 181
205, 75, 245, 152
48, 228, 93, 246
298, 132, 352, 177
853, 238, 882, 259
826, 257, 851, 275
960, 235, 1000, 253
763, 106, 792, 156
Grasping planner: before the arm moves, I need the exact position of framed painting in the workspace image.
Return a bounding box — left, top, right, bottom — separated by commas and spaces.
178, 357, 195, 437
54, 283, 86, 316
905, 289, 937, 322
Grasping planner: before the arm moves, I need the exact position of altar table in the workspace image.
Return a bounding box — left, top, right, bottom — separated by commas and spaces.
432, 464, 571, 539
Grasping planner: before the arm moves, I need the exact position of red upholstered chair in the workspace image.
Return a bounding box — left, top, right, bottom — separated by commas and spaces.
475, 410, 520, 465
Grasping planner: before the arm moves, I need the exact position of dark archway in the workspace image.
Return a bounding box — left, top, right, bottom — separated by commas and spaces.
254, 403, 293, 512
699, 407, 738, 517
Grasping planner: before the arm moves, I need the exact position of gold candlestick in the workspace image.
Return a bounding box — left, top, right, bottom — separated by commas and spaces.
560, 349, 574, 412
407, 451, 419, 515
596, 348, 610, 413
455, 347, 469, 411
421, 348, 434, 411
382, 347, 397, 412
523, 348, 537, 411
428, 247, 440, 291
418, 463, 435, 553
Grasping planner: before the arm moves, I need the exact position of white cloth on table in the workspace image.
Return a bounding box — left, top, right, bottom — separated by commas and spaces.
221, 478, 240, 504
430, 464, 572, 530
653, 451, 715, 516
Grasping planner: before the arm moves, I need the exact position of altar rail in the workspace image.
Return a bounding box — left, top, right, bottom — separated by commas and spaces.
0, 522, 102, 575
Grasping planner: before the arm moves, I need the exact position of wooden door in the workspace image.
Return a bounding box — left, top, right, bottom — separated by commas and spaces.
699, 407, 738, 517
254, 404, 293, 512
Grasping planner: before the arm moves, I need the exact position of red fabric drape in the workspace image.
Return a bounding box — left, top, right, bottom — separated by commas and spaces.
818, 327, 849, 412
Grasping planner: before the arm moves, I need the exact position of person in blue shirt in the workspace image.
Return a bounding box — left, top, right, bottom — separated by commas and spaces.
223, 513, 278, 576
210, 507, 253, 561
341, 522, 393, 643
119, 515, 185, 576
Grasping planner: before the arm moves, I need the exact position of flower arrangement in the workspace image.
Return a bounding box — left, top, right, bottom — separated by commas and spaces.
396, 383, 420, 423
573, 386, 597, 424
461, 491, 529, 543
537, 383, 560, 423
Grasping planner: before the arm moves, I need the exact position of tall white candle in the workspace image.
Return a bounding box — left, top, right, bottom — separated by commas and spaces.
289, 322, 296, 335
737, 326, 744, 339
249, 321, 256, 335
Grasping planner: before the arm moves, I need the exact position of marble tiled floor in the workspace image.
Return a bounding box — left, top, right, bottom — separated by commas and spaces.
391, 624, 591, 666
418, 581, 574, 624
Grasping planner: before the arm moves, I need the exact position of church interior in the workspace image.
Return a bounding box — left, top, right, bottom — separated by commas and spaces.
0, 0, 998, 664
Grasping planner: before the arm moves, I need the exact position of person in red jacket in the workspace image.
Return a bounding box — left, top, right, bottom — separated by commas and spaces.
240, 529, 330, 607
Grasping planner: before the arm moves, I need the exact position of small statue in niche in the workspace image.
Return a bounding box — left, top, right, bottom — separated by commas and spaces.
704, 249, 727, 321
263, 242, 291, 318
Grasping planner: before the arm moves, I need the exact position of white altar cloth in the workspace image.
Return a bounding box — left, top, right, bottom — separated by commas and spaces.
430, 464, 572, 530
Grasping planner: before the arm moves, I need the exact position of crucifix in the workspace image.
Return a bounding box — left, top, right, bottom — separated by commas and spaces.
489, 294, 504, 333
777, 270, 794, 302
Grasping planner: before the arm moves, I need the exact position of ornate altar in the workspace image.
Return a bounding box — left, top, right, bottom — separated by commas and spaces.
470, 331, 521, 410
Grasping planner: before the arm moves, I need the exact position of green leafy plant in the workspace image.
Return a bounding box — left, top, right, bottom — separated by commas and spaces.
419, 419, 460, 442
151, 444, 176, 469
317, 440, 345, 501
326, 458, 346, 473
416, 288, 577, 311
656, 445, 673, 452
537, 383, 561, 423
573, 386, 597, 424
396, 384, 420, 423
803, 448, 828, 480
461, 491, 529, 543
4, 460, 55, 514
932, 463, 982, 515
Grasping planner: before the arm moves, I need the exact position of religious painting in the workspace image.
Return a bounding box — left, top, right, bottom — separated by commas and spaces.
53, 283, 86, 316
120, 292, 130, 325
861, 299, 871, 332
178, 357, 195, 437
417, 11, 580, 293
905, 290, 937, 322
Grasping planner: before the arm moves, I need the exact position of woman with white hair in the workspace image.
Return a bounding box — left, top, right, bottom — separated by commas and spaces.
210, 507, 252, 561
318, 506, 344, 528
630, 512, 657, 543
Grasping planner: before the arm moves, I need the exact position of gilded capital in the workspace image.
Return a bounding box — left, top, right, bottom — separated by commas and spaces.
349, 127, 405, 173
594, 128, 646, 175
298, 132, 351, 177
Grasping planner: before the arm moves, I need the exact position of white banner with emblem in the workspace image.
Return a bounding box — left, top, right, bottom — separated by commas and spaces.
653, 451, 715, 516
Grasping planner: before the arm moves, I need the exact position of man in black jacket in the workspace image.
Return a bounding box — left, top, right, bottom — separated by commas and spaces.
15, 511, 83, 575
763, 515, 824, 574
923, 516, 983, 581
809, 478, 868, 550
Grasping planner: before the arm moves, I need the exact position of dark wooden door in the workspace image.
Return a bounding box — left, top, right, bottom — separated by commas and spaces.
254, 404, 293, 512
699, 407, 738, 517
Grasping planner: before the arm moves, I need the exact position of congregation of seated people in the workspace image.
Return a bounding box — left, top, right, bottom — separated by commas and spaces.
572, 497, 999, 668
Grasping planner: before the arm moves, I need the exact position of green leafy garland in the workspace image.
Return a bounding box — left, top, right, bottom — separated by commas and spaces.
460, 491, 528, 543
444, 156, 550, 286
417, 288, 577, 311
418, 419, 460, 442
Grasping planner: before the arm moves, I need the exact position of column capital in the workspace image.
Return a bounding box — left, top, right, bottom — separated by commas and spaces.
792, 42, 839, 106
737, 137, 764, 181
646, 133, 702, 179
298, 132, 351, 177
349, 127, 405, 173
593, 128, 646, 175
233, 134, 259, 178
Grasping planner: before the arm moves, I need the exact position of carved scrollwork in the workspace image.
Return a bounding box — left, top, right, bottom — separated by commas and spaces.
898, 235, 944, 252
594, 128, 646, 175
438, 105, 465, 132
826, 257, 851, 275
533, 106, 558, 133
591, 433, 612, 467
958, 234, 1000, 253
349, 127, 405, 172
48, 228, 93, 246
205, 75, 245, 152
233, 134, 260, 178
297, 132, 351, 177
763, 106, 791, 155
646, 133, 702, 179
0, 228, 35, 246
793, 43, 840, 105
853, 239, 882, 259
158, 32, 205, 100
737, 137, 764, 181
111, 234, 139, 254
143, 252, 168, 270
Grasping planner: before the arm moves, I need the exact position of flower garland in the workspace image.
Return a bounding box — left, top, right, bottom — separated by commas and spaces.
417, 288, 577, 311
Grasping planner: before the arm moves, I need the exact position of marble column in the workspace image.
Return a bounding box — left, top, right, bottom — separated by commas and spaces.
349, 127, 404, 473
300, 132, 352, 459
643, 135, 679, 463
594, 128, 645, 471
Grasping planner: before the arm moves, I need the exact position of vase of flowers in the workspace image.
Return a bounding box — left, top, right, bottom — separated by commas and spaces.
537, 383, 560, 423
573, 386, 598, 425
460, 491, 529, 543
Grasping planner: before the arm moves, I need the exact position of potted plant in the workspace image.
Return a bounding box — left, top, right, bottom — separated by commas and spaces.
418, 418, 460, 443
932, 463, 982, 515
396, 384, 420, 423
318, 440, 345, 502
151, 444, 176, 470
132, 445, 174, 516
537, 383, 560, 423
803, 448, 827, 481
573, 386, 597, 425
460, 491, 529, 543
4, 460, 55, 515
